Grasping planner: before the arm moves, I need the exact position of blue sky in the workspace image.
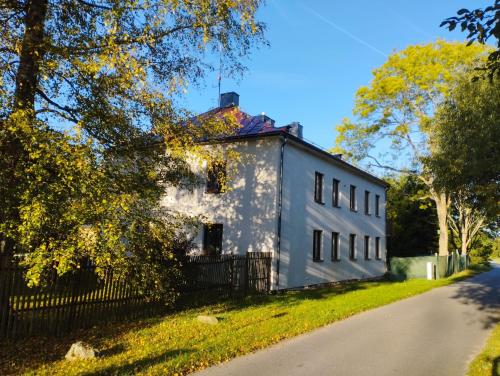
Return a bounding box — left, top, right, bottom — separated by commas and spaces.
179, 0, 491, 151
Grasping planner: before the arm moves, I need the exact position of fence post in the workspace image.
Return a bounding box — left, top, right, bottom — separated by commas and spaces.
245, 253, 249, 296
66, 269, 81, 334
267, 255, 271, 292
434, 253, 439, 279
0, 254, 12, 339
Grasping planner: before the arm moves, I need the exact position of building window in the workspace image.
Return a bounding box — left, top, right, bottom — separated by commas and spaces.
350, 185, 357, 211
203, 224, 223, 255
349, 234, 356, 260
314, 172, 324, 204
206, 161, 226, 194
331, 232, 340, 261
364, 236, 370, 260
375, 194, 380, 217
313, 230, 322, 261
376, 237, 381, 259
364, 191, 371, 215
332, 179, 340, 207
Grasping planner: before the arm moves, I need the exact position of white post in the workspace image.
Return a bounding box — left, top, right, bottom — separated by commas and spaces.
426, 262, 433, 280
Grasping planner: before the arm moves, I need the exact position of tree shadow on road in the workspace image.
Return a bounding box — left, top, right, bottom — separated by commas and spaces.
450, 265, 500, 330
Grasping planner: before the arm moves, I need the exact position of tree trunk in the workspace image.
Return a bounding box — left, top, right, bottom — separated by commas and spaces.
435, 192, 449, 256
14, 0, 49, 112
2, 0, 49, 256
461, 230, 468, 256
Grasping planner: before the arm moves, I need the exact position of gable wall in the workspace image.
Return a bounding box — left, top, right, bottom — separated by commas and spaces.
161, 137, 282, 259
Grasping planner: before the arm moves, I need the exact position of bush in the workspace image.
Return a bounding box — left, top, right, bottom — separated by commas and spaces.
469, 234, 494, 264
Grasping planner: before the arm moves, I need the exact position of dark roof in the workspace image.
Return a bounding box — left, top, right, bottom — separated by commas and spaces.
197, 106, 289, 136
197, 105, 388, 188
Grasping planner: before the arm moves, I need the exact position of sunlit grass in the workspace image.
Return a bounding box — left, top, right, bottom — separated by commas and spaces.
0, 268, 487, 376
467, 323, 500, 376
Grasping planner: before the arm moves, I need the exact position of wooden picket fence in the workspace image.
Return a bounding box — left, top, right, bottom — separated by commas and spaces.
0, 254, 162, 339
0, 252, 272, 339
186, 252, 272, 296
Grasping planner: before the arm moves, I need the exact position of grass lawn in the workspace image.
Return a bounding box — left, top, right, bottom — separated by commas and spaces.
467, 322, 500, 376
0, 266, 490, 376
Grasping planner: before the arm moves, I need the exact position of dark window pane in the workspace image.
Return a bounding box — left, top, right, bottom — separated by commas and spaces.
375, 195, 380, 216
350, 185, 357, 211
331, 232, 339, 260
203, 224, 223, 255
315, 172, 324, 203
332, 179, 340, 207
376, 237, 381, 259
313, 230, 322, 261
349, 234, 356, 260
364, 191, 370, 214
364, 236, 370, 260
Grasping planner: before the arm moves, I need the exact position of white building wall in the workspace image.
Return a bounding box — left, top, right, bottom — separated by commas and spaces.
161, 137, 281, 258
278, 140, 387, 289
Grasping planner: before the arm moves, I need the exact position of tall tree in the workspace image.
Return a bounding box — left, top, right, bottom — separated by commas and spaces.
0, 1, 264, 297
334, 41, 488, 256
429, 75, 500, 255
385, 174, 438, 258
441, 1, 500, 79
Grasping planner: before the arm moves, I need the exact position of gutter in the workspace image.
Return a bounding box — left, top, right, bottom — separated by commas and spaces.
198, 131, 389, 188
275, 134, 287, 290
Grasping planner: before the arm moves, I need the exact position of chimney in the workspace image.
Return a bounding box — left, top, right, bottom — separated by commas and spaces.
219, 92, 239, 108
288, 122, 303, 139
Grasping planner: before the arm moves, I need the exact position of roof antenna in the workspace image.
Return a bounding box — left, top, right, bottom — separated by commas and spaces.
217, 41, 223, 107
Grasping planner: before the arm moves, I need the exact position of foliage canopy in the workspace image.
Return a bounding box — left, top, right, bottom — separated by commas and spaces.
441, 1, 500, 79
0, 0, 265, 298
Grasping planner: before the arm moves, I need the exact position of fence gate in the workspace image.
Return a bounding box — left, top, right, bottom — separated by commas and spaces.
187, 252, 272, 295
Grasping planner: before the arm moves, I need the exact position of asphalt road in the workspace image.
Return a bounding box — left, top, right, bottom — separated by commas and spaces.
196, 263, 500, 376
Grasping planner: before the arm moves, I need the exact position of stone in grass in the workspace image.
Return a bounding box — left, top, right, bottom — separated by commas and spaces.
197, 315, 219, 325
65, 341, 99, 361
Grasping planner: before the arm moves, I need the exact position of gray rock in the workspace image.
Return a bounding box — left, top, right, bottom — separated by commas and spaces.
65, 341, 99, 361
197, 315, 219, 325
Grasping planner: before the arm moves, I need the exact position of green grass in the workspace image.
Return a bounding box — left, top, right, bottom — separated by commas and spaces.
0, 268, 489, 376
467, 323, 500, 376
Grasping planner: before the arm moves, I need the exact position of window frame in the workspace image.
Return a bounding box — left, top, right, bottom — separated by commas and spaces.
375, 237, 382, 260
349, 234, 357, 260
364, 190, 371, 215
332, 178, 340, 208
349, 185, 357, 212
364, 235, 371, 260
313, 230, 323, 262
314, 172, 324, 204
331, 232, 340, 261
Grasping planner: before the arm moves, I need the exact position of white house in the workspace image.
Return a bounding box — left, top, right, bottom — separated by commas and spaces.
162, 92, 388, 290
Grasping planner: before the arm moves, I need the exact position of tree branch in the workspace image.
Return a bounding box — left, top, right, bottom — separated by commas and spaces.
76, 0, 112, 11
36, 89, 79, 123
366, 154, 417, 174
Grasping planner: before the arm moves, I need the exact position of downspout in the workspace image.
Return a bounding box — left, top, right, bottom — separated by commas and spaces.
384, 186, 389, 273
276, 135, 287, 290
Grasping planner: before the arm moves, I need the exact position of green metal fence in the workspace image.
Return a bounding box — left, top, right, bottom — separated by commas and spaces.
389, 252, 469, 280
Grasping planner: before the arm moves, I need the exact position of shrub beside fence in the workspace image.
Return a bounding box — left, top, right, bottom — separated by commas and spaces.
389, 252, 469, 280
0, 252, 272, 339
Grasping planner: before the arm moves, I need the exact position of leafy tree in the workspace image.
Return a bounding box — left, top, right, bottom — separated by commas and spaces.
386, 174, 438, 257
441, 1, 500, 79
334, 40, 489, 256
469, 231, 495, 264
429, 75, 500, 255
0, 0, 264, 298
